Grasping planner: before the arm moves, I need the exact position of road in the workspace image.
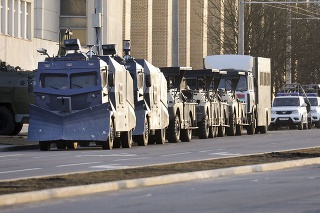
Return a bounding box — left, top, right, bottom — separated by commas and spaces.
0, 129, 320, 181
2, 165, 320, 213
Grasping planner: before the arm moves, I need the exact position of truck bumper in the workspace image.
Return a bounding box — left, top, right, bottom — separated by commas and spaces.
28, 103, 111, 142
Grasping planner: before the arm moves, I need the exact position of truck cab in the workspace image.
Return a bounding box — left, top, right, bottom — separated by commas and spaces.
270, 94, 308, 130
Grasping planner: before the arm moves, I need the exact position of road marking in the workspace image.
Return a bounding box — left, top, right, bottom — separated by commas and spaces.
0, 154, 23, 158
209, 152, 241, 156
76, 153, 137, 157
113, 157, 150, 162
56, 162, 101, 168
0, 168, 42, 174
161, 152, 192, 157
90, 164, 129, 169
199, 150, 216, 153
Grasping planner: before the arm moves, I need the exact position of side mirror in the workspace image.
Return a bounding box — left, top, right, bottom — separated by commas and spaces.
28, 74, 36, 93
145, 74, 151, 87
108, 73, 114, 87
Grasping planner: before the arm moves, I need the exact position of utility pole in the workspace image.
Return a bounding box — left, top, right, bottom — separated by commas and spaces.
286, 5, 292, 84
172, 0, 179, 66
238, 0, 245, 55
93, 0, 103, 55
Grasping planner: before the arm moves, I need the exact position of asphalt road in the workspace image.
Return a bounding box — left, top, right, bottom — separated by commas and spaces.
2, 165, 320, 213
0, 128, 320, 181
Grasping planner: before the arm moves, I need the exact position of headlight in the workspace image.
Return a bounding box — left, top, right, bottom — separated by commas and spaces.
311, 109, 317, 113
271, 110, 277, 114
291, 110, 298, 114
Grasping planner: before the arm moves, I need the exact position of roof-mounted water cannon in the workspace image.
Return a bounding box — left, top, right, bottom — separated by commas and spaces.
123, 40, 132, 61
64, 39, 81, 52
102, 44, 116, 56
37, 48, 50, 58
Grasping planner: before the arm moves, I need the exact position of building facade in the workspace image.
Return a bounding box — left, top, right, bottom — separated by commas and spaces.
1, 0, 222, 70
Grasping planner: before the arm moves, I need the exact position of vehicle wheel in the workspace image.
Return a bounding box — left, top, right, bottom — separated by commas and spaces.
298, 117, 303, 130
137, 118, 149, 146
317, 120, 320, 129
308, 119, 312, 129
0, 106, 15, 135
155, 128, 166, 144
56, 141, 67, 150
247, 115, 255, 135
39, 141, 51, 151
236, 124, 242, 136
102, 119, 115, 150
67, 142, 78, 150
180, 116, 192, 142
79, 142, 90, 147
121, 130, 133, 148
259, 117, 268, 134
217, 126, 225, 137
167, 115, 180, 143
11, 123, 23, 135
226, 112, 236, 136
198, 113, 209, 139
113, 138, 121, 148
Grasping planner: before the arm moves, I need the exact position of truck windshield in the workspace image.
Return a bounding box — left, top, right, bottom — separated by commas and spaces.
218, 76, 247, 91
273, 97, 300, 107
40, 73, 68, 89
40, 72, 98, 89
70, 72, 98, 89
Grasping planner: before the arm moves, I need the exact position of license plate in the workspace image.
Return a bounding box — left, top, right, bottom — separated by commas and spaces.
279, 118, 289, 121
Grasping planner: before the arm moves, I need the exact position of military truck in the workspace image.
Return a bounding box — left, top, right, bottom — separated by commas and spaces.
104, 41, 169, 146
205, 55, 271, 135
183, 69, 229, 139
28, 39, 136, 151
160, 67, 197, 143
0, 63, 35, 135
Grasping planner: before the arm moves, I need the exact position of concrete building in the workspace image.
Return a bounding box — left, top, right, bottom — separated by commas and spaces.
1, 0, 215, 70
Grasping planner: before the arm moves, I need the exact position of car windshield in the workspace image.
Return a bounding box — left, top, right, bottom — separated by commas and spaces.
307, 98, 318, 106
40, 73, 68, 89
218, 76, 247, 91
70, 72, 98, 89
273, 97, 300, 107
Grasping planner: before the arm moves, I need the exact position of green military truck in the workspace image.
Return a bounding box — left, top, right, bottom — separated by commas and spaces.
0, 63, 35, 135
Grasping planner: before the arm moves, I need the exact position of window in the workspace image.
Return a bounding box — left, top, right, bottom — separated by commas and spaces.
40, 73, 69, 90
60, 0, 87, 45
70, 72, 97, 89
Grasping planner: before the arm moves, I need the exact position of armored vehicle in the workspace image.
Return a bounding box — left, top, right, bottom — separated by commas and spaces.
104, 41, 169, 146
28, 39, 136, 151
183, 69, 228, 139
0, 64, 35, 135
160, 67, 197, 143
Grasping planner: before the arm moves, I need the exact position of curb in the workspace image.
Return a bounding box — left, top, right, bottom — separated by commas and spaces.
1, 157, 320, 207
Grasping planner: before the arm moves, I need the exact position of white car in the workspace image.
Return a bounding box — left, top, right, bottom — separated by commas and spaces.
270, 95, 308, 130
306, 95, 320, 128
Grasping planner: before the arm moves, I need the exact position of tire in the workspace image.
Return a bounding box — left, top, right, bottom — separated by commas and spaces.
259, 117, 268, 134
137, 119, 149, 146
167, 116, 180, 143
11, 123, 23, 135
247, 115, 255, 135
56, 141, 67, 150
102, 119, 115, 150
316, 120, 320, 129
236, 124, 242, 136
121, 130, 133, 148
0, 106, 15, 135
180, 116, 192, 142
298, 117, 303, 130
113, 138, 121, 148
217, 126, 225, 137
39, 141, 51, 151
198, 113, 209, 139
155, 128, 166, 144
226, 112, 236, 136
67, 142, 78, 150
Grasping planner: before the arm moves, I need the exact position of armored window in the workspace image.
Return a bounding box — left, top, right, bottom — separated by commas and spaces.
236, 76, 247, 91
40, 73, 68, 90
70, 72, 97, 89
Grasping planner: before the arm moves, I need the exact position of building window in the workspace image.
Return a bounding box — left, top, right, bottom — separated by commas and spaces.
0, 0, 31, 40
60, 0, 87, 45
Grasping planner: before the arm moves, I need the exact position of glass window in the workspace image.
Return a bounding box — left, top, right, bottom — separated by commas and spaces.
60, 0, 86, 16
40, 73, 68, 90
236, 76, 247, 91
273, 97, 300, 107
70, 72, 97, 89
307, 98, 318, 106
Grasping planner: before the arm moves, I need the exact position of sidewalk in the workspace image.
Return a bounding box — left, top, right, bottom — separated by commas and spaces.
0, 125, 39, 152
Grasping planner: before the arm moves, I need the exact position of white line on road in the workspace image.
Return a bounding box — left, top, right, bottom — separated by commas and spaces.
113, 157, 150, 162
0, 154, 23, 158
209, 152, 241, 156
0, 168, 42, 174
32, 154, 70, 159
161, 152, 192, 157
56, 162, 101, 168
76, 153, 137, 157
